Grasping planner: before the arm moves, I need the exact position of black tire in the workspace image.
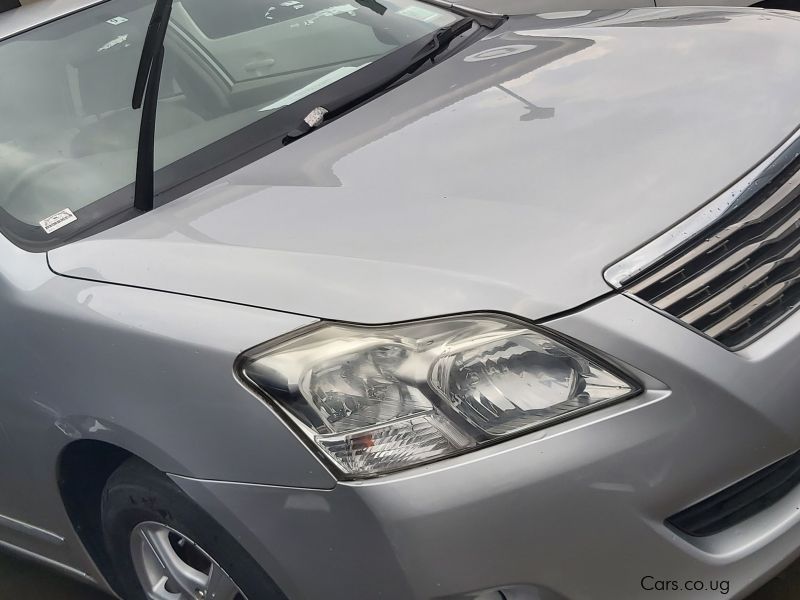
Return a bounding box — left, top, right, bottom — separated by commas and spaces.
101, 457, 286, 600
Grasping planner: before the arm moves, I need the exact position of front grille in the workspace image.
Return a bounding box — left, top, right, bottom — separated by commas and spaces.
611, 132, 800, 349
667, 450, 800, 537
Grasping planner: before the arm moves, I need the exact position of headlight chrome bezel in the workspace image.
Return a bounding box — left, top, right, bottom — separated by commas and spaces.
236, 313, 642, 480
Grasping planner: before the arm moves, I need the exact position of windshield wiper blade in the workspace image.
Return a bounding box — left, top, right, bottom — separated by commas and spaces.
284, 17, 476, 142
422, 16, 476, 61
355, 0, 387, 15
132, 0, 174, 212
418, 0, 504, 28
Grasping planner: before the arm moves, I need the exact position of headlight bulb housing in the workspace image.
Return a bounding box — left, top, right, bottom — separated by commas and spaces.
239, 315, 640, 478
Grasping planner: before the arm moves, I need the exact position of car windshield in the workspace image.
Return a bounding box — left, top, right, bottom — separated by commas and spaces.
0, 0, 458, 235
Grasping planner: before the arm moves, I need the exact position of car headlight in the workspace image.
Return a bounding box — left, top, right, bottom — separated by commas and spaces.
239, 314, 640, 477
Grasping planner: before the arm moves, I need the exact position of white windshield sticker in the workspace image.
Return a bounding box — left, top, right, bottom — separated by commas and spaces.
260, 63, 369, 111
299, 3, 358, 25
397, 6, 440, 22
315, 3, 358, 15
40, 209, 77, 234
98, 34, 129, 53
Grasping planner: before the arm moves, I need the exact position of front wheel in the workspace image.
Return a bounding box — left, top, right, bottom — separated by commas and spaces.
101, 458, 286, 600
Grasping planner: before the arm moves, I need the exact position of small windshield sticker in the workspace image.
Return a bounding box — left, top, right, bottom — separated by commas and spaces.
397, 6, 440, 22
98, 34, 129, 53
297, 3, 357, 26
40, 209, 77, 234
106, 16, 128, 25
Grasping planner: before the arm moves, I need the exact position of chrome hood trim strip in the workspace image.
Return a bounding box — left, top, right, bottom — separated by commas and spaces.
605, 126, 800, 288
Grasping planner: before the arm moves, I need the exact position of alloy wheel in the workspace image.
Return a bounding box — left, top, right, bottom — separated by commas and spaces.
130, 522, 248, 600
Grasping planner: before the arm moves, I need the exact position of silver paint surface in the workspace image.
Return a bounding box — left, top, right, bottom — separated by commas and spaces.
50, 9, 800, 323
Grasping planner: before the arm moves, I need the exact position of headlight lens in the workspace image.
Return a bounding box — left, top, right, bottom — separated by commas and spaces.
240, 315, 639, 477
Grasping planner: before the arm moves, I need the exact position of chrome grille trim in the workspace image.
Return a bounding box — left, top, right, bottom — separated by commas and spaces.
605, 127, 800, 287
604, 127, 800, 349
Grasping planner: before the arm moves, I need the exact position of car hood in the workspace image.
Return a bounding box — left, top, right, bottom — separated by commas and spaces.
49, 7, 800, 324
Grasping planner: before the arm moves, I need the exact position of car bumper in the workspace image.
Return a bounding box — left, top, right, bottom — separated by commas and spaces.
172, 294, 800, 600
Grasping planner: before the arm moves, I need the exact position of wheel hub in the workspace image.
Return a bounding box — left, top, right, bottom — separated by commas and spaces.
130, 522, 247, 600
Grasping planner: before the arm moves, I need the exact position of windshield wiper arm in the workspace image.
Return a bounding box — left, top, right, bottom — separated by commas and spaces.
284, 17, 477, 142
132, 0, 174, 212
424, 16, 476, 60
418, 0, 505, 28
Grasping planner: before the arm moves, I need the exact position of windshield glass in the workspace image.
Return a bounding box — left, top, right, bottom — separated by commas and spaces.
0, 0, 457, 232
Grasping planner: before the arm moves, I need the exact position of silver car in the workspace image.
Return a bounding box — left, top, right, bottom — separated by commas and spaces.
4, 0, 791, 14
2, 1, 800, 599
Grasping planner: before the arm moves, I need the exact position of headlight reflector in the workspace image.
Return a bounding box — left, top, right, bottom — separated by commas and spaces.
240, 315, 639, 477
